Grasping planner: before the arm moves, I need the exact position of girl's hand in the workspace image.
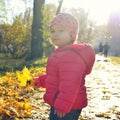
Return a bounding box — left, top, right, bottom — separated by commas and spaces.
31, 78, 38, 88
54, 109, 65, 118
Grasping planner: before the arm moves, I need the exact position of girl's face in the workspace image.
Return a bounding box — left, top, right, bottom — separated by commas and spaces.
50, 24, 72, 48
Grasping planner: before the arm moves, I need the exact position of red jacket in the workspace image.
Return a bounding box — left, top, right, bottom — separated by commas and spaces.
34, 43, 95, 114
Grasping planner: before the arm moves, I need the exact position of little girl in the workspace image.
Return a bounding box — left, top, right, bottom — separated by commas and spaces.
34, 13, 95, 120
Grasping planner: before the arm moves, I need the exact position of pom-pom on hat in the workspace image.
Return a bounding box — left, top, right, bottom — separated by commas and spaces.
50, 13, 79, 41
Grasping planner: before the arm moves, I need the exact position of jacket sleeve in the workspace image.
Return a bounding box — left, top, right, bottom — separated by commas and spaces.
34, 74, 47, 88
54, 54, 86, 113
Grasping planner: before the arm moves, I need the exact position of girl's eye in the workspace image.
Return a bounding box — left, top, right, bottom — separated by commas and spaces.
50, 30, 55, 33
60, 30, 64, 32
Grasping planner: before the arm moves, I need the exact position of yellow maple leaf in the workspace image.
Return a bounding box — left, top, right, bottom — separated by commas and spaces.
22, 67, 32, 81
16, 72, 27, 86
16, 67, 32, 87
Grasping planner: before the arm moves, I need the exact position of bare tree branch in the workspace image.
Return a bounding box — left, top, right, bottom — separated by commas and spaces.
56, 0, 63, 15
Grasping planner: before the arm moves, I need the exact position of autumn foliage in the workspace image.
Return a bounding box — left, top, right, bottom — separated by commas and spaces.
0, 67, 46, 119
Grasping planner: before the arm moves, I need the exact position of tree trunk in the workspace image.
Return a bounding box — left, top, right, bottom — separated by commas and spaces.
31, 0, 45, 59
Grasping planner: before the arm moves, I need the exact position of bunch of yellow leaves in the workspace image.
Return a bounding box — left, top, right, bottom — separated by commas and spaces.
1, 98, 33, 118
16, 67, 32, 87
0, 66, 46, 119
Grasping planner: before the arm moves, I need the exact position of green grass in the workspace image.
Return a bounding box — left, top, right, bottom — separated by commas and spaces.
109, 56, 120, 64
0, 53, 5, 57
25, 57, 47, 68
0, 57, 47, 76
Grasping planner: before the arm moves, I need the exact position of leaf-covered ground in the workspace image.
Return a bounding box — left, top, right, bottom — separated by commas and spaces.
0, 55, 120, 120
81, 55, 120, 120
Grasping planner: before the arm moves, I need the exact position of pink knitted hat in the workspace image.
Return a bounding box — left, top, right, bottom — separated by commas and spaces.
50, 13, 79, 40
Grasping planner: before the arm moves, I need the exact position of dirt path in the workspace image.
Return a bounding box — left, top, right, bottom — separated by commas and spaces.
26, 55, 120, 120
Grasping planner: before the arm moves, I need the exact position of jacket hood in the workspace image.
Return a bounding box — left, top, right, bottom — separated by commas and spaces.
67, 43, 95, 74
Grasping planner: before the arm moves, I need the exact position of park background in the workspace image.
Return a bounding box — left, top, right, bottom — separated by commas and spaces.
0, 0, 120, 120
